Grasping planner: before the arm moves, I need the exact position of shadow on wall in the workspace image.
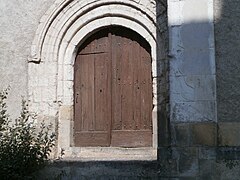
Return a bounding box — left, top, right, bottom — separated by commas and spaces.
36, 160, 161, 179
156, 0, 170, 148
157, 0, 240, 178
215, 0, 240, 123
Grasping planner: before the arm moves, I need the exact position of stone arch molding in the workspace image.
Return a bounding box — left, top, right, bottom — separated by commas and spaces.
29, 0, 159, 159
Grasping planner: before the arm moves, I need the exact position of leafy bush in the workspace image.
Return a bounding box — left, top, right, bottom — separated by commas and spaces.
0, 88, 56, 179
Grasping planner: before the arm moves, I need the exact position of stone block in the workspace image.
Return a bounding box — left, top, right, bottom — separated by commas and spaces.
218, 123, 240, 146
178, 158, 199, 177
64, 64, 74, 81
217, 97, 240, 123
170, 75, 216, 102
215, 160, 240, 180
33, 87, 42, 102
171, 101, 216, 122
59, 105, 73, 121
58, 119, 71, 148
168, 0, 183, 26
171, 147, 199, 177
172, 123, 190, 146
216, 147, 240, 160
158, 147, 173, 160
172, 147, 198, 160
180, 22, 214, 75
38, 102, 50, 115
190, 122, 217, 146
157, 159, 179, 177
217, 75, 240, 122
199, 160, 216, 180
198, 147, 216, 160
215, 0, 240, 124
42, 85, 56, 102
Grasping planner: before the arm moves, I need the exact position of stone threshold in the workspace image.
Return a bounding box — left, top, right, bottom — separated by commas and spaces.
61, 147, 157, 161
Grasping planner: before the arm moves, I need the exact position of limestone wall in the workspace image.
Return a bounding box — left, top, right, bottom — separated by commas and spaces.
1, 0, 240, 179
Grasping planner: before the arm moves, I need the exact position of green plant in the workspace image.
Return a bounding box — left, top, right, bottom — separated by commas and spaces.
0, 88, 56, 179
0, 87, 9, 131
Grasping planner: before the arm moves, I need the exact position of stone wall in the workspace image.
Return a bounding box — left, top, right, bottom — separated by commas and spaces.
157, 0, 240, 178
1, 0, 240, 179
168, 0, 216, 123
215, 0, 240, 146
215, 0, 240, 123
156, 0, 240, 178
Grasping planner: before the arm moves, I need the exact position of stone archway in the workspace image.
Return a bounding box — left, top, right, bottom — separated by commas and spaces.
28, 0, 167, 160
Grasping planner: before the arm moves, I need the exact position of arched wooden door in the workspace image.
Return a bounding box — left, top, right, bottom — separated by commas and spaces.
74, 27, 152, 147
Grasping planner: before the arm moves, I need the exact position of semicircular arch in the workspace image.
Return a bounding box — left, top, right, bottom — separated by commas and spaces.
28, 0, 161, 158
30, 0, 157, 62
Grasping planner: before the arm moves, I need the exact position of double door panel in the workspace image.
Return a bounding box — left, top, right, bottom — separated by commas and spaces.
74, 28, 152, 147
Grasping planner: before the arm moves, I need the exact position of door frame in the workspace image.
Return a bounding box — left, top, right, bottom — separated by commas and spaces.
64, 25, 158, 160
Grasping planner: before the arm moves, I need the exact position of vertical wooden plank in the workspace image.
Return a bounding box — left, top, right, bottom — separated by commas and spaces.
106, 34, 112, 134
146, 48, 153, 130
87, 42, 95, 131
140, 41, 152, 130
94, 53, 104, 131
121, 36, 134, 130
94, 36, 111, 132
74, 42, 92, 132
145, 50, 153, 129
132, 41, 141, 130
128, 38, 135, 130
111, 34, 122, 130
140, 42, 147, 130
80, 55, 90, 131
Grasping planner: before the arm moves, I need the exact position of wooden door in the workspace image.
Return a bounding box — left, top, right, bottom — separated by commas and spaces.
74, 27, 152, 147
74, 31, 111, 146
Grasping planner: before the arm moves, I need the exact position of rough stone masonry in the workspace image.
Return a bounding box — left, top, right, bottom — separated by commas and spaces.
1, 0, 240, 178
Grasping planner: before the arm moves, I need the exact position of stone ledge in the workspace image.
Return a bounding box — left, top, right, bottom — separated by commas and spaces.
60, 147, 157, 161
